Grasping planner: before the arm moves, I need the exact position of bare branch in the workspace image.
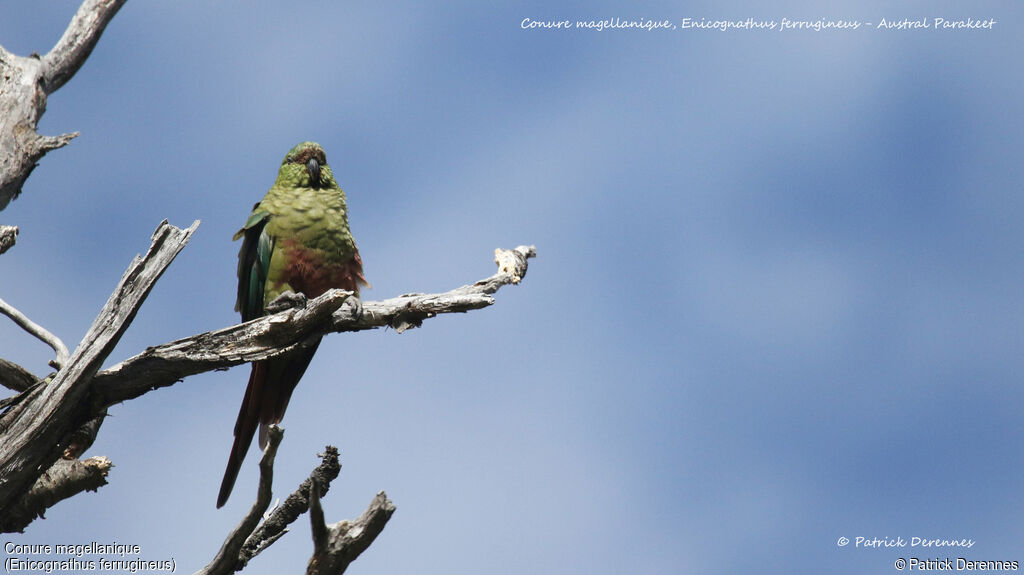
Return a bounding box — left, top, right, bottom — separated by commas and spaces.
308, 478, 329, 552
0, 456, 111, 533
92, 245, 537, 409
0, 220, 199, 516
204, 443, 385, 574
0, 230, 531, 531
493, 245, 536, 285
0, 0, 127, 209
91, 289, 353, 409
0, 225, 16, 254
238, 446, 342, 568
40, 0, 129, 94
196, 425, 283, 575
0, 42, 79, 209
307, 491, 396, 575
0, 296, 70, 370
0, 358, 39, 393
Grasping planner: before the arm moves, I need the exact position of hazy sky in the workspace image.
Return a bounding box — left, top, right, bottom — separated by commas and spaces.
2, 1, 1023, 574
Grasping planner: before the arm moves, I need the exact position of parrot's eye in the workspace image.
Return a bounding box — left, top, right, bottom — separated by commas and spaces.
285, 155, 296, 164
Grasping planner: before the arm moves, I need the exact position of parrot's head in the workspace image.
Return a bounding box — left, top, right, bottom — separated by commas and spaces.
278, 141, 332, 189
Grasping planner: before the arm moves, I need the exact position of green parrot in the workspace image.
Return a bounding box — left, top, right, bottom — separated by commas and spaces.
217, 141, 368, 508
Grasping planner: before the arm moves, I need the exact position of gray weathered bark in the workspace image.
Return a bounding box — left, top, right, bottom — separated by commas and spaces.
0, 358, 39, 393
0, 0, 127, 210
0, 220, 199, 515
0, 456, 112, 532
196, 426, 285, 575
196, 433, 390, 575
238, 446, 342, 568
91, 244, 537, 411
0, 232, 534, 531
0, 225, 17, 254
307, 489, 395, 575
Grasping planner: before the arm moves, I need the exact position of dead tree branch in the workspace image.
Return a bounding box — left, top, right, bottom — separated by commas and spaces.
238, 446, 342, 569
0, 456, 112, 533
0, 358, 39, 393
0, 220, 199, 515
0, 235, 532, 531
0, 296, 71, 370
90, 245, 537, 410
40, 0, 130, 94
307, 490, 395, 575
196, 426, 284, 575
0, 0, 128, 210
201, 439, 384, 574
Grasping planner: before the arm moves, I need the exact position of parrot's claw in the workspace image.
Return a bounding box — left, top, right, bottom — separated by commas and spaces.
347, 295, 364, 321
266, 291, 307, 313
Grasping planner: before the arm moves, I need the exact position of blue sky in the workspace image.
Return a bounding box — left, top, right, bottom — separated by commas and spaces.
2, 1, 1023, 573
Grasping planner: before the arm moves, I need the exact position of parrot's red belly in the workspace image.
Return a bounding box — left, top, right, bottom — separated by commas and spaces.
278, 239, 367, 298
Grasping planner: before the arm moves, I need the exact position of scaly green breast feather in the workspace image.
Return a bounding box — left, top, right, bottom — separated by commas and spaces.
235, 162, 365, 317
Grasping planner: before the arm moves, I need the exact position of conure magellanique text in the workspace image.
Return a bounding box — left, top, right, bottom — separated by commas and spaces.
217, 141, 367, 508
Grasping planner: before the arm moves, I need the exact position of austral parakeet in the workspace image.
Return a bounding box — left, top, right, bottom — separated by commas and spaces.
217, 142, 368, 508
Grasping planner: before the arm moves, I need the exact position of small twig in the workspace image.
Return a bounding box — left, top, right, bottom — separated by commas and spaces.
238, 446, 342, 568
0, 297, 70, 370
195, 425, 284, 575
306, 491, 396, 575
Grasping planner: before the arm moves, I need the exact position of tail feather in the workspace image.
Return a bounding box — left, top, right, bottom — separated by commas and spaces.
217, 361, 267, 508
216, 339, 323, 508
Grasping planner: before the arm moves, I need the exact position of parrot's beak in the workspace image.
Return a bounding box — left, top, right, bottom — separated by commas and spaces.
306, 157, 321, 187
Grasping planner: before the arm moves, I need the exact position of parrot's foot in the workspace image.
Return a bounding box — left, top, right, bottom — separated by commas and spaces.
266, 291, 308, 313
346, 295, 364, 321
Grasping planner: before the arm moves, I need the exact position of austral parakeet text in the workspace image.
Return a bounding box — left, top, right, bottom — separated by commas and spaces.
217, 142, 368, 508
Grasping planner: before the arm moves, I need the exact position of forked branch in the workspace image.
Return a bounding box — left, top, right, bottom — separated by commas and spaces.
238, 446, 342, 568
196, 425, 284, 575
307, 489, 395, 575
0, 220, 199, 514
0, 0, 128, 210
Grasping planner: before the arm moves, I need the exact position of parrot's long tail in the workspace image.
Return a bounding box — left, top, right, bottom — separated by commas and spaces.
217, 339, 322, 508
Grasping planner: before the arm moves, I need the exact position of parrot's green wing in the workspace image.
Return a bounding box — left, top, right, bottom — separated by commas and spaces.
234, 209, 273, 322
